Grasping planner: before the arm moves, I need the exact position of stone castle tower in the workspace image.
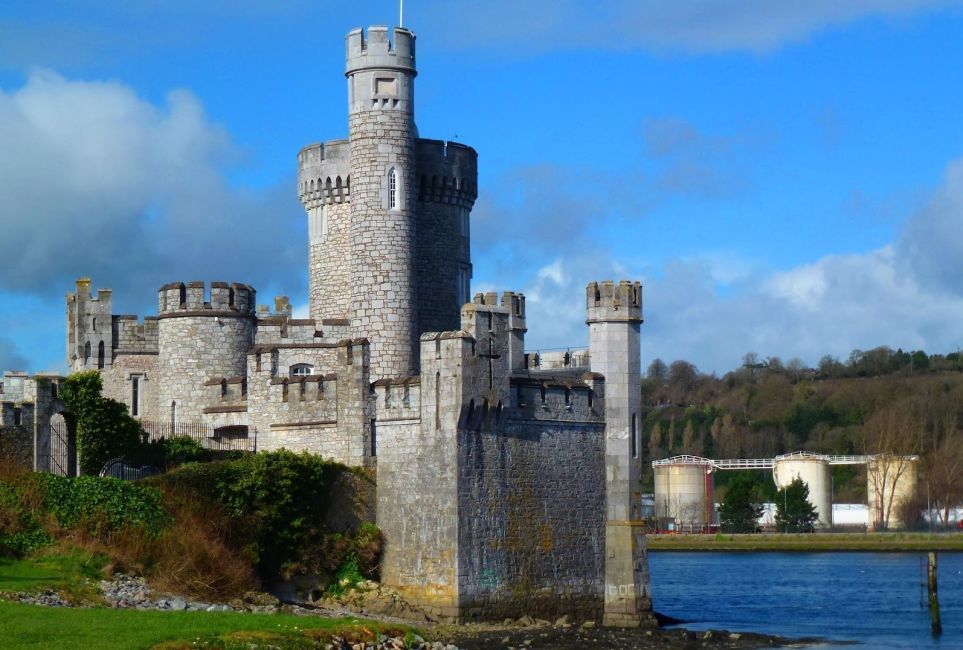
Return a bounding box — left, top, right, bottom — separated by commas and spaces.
299, 27, 476, 379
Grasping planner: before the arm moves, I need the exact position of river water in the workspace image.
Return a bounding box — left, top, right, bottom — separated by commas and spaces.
648, 551, 963, 649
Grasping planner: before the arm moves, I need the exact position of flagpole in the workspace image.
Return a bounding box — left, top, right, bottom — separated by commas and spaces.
400, 0, 404, 28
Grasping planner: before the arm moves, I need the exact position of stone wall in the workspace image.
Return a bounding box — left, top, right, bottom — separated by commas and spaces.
415, 139, 477, 334
0, 425, 33, 469
348, 109, 418, 379
296, 138, 360, 328
250, 340, 372, 466
99, 353, 158, 420
156, 313, 254, 423
456, 418, 606, 621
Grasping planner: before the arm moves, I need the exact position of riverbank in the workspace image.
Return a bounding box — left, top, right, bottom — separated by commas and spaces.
647, 531, 963, 552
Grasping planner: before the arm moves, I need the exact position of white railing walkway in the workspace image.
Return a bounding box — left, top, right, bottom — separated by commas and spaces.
652, 452, 916, 471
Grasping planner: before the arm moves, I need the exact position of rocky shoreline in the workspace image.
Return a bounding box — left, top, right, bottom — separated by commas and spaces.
1, 576, 838, 649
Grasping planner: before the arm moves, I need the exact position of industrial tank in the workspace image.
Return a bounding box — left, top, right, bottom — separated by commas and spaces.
773, 452, 832, 529
653, 457, 714, 531
866, 456, 918, 530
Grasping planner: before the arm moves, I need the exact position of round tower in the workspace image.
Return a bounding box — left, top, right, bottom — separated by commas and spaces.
156, 282, 256, 425
345, 26, 418, 379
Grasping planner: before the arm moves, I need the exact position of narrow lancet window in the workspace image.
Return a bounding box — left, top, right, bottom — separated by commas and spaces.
388, 167, 398, 209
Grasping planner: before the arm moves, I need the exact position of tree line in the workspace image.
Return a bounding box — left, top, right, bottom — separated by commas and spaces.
641, 347, 963, 528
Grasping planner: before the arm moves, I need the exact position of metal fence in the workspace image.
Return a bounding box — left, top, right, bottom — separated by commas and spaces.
140, 419, 256, 452
99, 457, 160, 481
35, 419, 76, 477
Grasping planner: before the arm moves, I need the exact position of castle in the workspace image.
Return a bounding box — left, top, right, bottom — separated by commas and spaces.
3, 26, 653, 625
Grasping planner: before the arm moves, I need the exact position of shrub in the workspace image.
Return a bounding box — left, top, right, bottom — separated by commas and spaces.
60, 371, 145, 475
36, 474, 169, 537
153, 450, 344, 581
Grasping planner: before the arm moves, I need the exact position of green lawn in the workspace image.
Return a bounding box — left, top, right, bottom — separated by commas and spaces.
0, 601, 412, 649
0, 550, 105, 601
647, 532, 963, 552
0, 550, 414, 649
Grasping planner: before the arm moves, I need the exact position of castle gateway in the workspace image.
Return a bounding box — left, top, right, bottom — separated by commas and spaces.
60, 26, 653, 625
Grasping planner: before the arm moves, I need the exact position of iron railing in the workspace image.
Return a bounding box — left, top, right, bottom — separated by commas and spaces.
140, 420, 256, 452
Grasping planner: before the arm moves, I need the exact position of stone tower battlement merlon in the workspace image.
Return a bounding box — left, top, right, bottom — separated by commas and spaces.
157, 282, 256, 317
585, 281, 642, 324
415, 140, 478, 207
346, 26, 415, 75
298, 140, 351, 210
346, 27, 416, 115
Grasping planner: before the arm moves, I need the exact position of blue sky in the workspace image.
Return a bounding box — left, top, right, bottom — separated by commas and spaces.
2, 0, 963, 375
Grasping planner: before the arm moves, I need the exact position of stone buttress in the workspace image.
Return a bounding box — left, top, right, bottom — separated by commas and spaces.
586, 281, 656, 627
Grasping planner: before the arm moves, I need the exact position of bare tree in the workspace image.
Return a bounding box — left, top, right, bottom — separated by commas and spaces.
647, 358, 668, 383
786, 357, 806, 383
927, 435, 963, 528
667, 360, 698, 405
862, 401, 920, 530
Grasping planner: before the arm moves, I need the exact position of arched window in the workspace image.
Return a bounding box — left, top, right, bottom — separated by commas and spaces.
83, 342, 91, 365
388, 167, 398, 209
170, 401, 177, 431
92, 317, 97, 332
220, 379, 228, 398
97, 341, 105, 369
290, 363, 313, 378
179, 284, 187, 306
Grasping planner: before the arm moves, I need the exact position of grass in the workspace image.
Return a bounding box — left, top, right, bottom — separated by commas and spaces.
0, 548, 416, 649
0, 601, 413, 649
647, 531, 963, 552
0, 547, 106, 602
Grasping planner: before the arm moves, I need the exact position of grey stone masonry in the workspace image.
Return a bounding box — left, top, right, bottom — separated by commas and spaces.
299, 26, 478, 380
156, 282, 256, 424
66, 279, 114, 372
586, 280, 655, 627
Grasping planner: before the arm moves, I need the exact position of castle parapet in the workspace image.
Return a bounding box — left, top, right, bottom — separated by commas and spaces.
346, 26, 415, 75
157, 281, 256, 317
112, 316, 159, 354
416, 139, 478, 208
585, 280, 642, 324
298, 140, 352, 209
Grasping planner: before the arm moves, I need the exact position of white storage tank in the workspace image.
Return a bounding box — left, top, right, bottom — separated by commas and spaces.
773, 452, 832, 529
867, 456, 918, 530
653, 457, 714, 531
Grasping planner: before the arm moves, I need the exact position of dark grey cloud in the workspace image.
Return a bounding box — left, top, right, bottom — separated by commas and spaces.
0, 71, 305, 315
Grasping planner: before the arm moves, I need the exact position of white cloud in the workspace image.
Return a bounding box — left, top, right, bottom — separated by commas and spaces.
425, 0, 960, 54
509, 157, 963, 373
0, 70, 304, 310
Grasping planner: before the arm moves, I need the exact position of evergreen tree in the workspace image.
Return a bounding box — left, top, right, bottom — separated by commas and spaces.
775, 477, 819, 533
719, 475, 763, 533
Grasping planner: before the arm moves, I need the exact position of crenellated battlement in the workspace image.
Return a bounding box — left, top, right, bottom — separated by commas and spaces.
416, 139, 478, 207
298, 140, 352, 209
157, 281, 256, 317
346, 26, 416, 75
585, 280, 643, 324
112, 315, 158, 354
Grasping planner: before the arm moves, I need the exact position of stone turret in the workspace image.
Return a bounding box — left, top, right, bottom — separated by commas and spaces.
299, 26, 479, 380
585, 280, 654, 627
66, 278, 114, 372
345, 26, 419, 379
156, 282, 256, 425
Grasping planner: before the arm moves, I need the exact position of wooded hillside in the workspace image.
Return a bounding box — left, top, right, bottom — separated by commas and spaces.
641, 347, 963, 519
